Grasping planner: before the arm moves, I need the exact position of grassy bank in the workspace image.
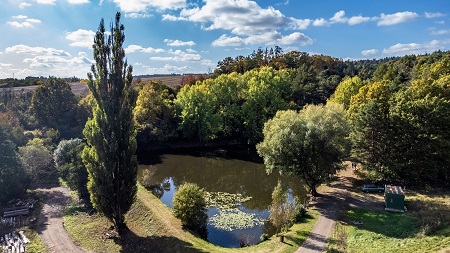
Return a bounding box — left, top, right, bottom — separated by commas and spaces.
63, 185, 318, 253
327, 189, 450, 253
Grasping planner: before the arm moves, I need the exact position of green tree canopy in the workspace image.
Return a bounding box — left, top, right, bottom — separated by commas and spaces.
172, 182, 207, 238
174, 82, 221, 141
257, 103, 350, 196
0, 127, 27, 204
19, 138, 53, 184
134, 81, 177, 146
54, 139, 89, 200
389, 78, 450, 185
329, 76, 364, 110
241, 67, 291, 143
29, 78, 79, 138
81, 12, 138, 233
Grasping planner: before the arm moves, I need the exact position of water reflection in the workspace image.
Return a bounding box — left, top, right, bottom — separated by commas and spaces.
137, 147, 307, 248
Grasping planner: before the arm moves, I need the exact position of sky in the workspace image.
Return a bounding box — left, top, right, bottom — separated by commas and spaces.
0, 0, 449, 79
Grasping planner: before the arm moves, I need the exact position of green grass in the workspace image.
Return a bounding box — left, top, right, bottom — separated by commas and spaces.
24, 228, 47, 253
63, 185, 318, 253
327, 193, 450, 253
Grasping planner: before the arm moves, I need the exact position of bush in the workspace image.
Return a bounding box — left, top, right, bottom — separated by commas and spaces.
260, 233, 269, 242
19, 139, 53, 183
172, 183, 207, 236
292, 203, 307, 223
54, 139, 89, 201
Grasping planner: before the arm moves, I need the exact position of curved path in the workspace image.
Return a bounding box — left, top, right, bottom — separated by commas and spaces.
36, 186, 87, 253
296, 164, 382, 253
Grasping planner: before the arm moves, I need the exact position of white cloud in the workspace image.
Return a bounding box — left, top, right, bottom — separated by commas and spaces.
348, 16, 371, 25
212, 32, 312, 47
112, 0, 186, 13
125, 12, 153, 18
5, 45, 71, 57
431, 29, 450, 35
124, 44, 165, 53
0, 63, 13, 68
435, 20, 445, 25
425, 12, 446, 18
186, 48, 197, 53
151, 49, 202, 62
23, 54, 92, 68
313, 11, 372, 26
377, 11, 419, 26
144, 64, 193, 74
164, 39, 196, 47
0, 45, 92, 78
288, 18, 311, 30
7, 21, 33, 28
68, 0, 90, 4
12, 15, 28, 19
200, 59, 214, 66
382, 40, 448, 56
276, 32, 313, 45
361, 49, 379, 56
234, 47, 250, 51
65, 29, 96, 48
174, 0, 295, 36
162, 14, 185, 21
7, 16, 41, 28
313, 18, 331, 27
330, 10, 348, 23
36, 0, 56, 4
212, 34, 245, 47
19, 2, 32, 8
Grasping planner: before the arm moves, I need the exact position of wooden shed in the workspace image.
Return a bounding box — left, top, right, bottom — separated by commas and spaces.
384, 185, 405, 212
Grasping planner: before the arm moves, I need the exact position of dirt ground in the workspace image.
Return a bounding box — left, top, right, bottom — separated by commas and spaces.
296, 162, 384, 253
36, 186, 87, 253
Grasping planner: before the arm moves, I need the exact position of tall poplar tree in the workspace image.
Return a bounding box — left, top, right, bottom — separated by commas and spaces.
82, 12, 137, 233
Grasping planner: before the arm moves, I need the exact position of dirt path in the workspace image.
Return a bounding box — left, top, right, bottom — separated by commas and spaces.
296, 163, 383, 253
36, 186, 87, 253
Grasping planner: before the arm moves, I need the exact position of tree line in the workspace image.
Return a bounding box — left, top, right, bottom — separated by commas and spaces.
1, 14, 449, 234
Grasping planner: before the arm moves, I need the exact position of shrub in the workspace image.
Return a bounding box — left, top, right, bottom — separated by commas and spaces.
172, 183, 207, 236
292, 203, 307, 223
54, 139, 89, 201
260, 233, 269, 242
19, 139, 53, 183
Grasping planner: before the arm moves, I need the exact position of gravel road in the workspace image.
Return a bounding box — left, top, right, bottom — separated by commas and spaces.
36, 186, 86, 253
296, 163, 383, 253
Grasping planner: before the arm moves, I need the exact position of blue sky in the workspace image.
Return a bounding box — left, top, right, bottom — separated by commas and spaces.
0, 0, 449, 79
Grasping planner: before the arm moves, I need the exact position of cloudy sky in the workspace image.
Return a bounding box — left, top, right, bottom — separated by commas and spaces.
0, 0, 449, 79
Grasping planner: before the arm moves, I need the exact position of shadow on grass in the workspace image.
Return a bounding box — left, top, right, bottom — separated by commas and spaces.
116, 228, 207, 253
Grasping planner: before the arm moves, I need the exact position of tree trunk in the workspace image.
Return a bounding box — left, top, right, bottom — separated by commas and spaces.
310, 184, 318, 197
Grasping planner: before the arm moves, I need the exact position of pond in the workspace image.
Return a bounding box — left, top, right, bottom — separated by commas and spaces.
137, 146, 307, 248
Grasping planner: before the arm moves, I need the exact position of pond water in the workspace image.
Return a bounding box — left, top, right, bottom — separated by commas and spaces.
137, 146, 307, 248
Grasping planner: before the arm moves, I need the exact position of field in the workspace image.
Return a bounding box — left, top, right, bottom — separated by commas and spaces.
0, 75, 191, 96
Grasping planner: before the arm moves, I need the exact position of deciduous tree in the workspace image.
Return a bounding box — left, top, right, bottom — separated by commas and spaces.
29, 78, 79, 138
257, 103, 350, 196
134, 81, 177, 146
0, 127, 27, 204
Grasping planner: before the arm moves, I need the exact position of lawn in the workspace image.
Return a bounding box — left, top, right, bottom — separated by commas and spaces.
63, 185, 318, 253
327, 189, 450, 253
